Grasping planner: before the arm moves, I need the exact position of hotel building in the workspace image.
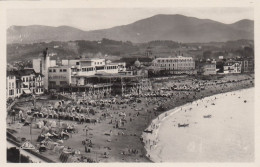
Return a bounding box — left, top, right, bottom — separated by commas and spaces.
152, 56, 196, 75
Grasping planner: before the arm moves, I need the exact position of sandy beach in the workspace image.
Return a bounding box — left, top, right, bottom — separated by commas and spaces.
143, 88, 254, 162
7, 74, 254, 162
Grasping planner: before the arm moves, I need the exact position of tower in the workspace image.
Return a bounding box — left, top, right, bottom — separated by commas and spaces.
41, 48, 50, 90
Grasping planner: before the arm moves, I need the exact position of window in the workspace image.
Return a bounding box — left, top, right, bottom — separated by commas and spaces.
95, 66, 104, 70
76, 62, 80, 65
12, 82, 14, 88
53, 69, 56, 72
60, 69, 62, 72
26, 77, 28, 82
49, 69, 52, 72
63, 69, 67, 72
60, 81, 67, 85
82, 68, 86, 72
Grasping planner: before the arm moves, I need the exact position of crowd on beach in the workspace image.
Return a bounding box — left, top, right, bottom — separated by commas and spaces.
7, 74, 254, 162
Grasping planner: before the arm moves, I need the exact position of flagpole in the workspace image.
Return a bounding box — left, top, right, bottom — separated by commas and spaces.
30, 123, 32, 142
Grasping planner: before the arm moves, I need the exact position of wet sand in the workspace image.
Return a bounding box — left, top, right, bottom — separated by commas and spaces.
143, 88, 254, 162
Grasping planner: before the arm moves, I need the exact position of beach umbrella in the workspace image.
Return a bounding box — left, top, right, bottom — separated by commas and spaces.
45, 132, 52, 137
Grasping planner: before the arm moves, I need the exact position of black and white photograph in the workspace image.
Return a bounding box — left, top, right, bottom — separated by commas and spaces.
2, 0, 258, 164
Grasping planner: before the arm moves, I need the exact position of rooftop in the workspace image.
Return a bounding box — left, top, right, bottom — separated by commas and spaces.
17, 69, 36, 76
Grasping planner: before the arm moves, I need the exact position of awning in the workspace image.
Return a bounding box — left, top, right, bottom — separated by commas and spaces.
23, 89, 31, 94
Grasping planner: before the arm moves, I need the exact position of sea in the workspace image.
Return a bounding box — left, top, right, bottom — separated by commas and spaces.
143, 88, 254, 162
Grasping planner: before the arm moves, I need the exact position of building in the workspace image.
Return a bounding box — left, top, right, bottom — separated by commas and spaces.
34, 73, 44, 95
6, 71, 22, 99
223, 61, 242, 74
68, 58, 126, 87
48, 66, 71, 89
6, 69, 44, 99
198, 61, 217, 75
33, 57, 127, 90
241, 58, 254, 73
17, 69, 44, 95
152, 56, 196, 75
17, 69, 36, 94
120, 57, 153, 68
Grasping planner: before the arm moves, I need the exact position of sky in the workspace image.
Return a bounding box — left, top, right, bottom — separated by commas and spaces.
7, 8, 253, 31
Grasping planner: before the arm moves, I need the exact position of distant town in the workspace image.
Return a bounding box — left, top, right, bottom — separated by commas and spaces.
7, 44, 254, 99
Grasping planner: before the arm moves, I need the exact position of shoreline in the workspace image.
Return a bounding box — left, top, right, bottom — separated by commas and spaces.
142, 86, 254, 162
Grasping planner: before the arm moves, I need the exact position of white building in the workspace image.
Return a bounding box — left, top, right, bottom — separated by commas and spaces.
6, 71, 21, 99
39, 58, 127, 89
18, 69, 44, 95
223, 61, 242, 74
48, 66, 71, 89
6, 69, 44, 99
152, 56, 196, 75
34, 73, 44, 94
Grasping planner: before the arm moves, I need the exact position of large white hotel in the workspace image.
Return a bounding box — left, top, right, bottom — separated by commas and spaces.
152, 56, 196, 75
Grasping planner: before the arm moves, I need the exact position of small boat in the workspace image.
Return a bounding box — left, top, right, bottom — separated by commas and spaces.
203, 115, 212, 118
143, 129, 153, 133
178, 123, 189, 128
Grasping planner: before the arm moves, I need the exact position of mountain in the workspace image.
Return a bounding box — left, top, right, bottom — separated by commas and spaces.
229, 19, 254, 32
7, 25, 87, 44
7, 14, 254, 44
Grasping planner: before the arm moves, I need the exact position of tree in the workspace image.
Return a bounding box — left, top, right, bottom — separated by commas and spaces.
202, 51, 212, 60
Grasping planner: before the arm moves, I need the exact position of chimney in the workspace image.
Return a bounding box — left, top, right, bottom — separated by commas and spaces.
43, 48, 48, 59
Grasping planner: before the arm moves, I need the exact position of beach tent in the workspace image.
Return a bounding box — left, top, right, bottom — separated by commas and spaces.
36, 121, 44, 128
54, 102, 61, 109
53, 145, 65, 154
50, 121, 57, 128
62, 122, 69, 129
25, 116, 33, 124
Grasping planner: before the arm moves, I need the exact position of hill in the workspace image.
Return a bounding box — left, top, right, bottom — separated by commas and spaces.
7, 14, 254, 44
7, 39, 254, 64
